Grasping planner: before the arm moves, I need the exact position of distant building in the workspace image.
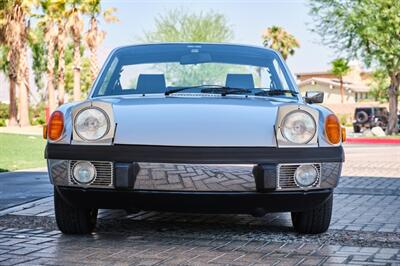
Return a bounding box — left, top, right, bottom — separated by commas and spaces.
296, 62, 373, 104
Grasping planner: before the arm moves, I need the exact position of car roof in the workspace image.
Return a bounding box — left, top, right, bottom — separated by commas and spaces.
111, 42, 281, 58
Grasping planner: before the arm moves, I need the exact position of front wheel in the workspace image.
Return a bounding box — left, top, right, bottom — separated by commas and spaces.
54, 188, 98, 234
291, 193, 333, 234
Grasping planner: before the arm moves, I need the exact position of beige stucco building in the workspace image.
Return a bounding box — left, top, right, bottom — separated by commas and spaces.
296, 62, 372, 104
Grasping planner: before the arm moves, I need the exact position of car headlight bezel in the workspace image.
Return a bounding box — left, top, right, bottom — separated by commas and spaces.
74, 106, 111, 141
280, 110, 317, 144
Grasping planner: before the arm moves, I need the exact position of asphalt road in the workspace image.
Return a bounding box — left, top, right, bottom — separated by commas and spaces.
0, 170, 51, 211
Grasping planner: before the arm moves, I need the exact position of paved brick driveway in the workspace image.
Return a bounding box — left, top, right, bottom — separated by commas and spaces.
0, 145, 399, 265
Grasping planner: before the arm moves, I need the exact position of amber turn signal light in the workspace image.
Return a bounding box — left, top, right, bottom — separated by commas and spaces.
325, 114, 341, 144
341, 127, 346, 142
43, 125, 47, 139
47, 111, 64, 141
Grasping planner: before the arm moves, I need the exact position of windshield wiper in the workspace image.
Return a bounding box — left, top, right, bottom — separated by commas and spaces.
165, 85, 251, 96
255, 89, 298, 97
200, 86, 252, 96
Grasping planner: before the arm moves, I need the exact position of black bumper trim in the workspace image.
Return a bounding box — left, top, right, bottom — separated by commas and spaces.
57, 187, 333, 213
46, 144, 344, 164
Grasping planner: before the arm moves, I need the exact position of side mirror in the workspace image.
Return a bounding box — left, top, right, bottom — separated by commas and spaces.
305, 91, 324, 104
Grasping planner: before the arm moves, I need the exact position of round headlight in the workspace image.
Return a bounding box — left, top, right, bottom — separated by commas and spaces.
280, 110, 316, 144
74, 107, 110, 141
72, 161, 96, 184
294, 164, 319, 188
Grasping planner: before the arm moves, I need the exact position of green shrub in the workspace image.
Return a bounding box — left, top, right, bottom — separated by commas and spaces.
0, 103, 8, 119
0, 118, 6, 127
338, 114, 352, 127
32, 117, 46, 125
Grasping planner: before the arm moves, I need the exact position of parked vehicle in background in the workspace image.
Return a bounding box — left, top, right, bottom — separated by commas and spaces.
353, 107, 389, 133
398, 113, 400, 129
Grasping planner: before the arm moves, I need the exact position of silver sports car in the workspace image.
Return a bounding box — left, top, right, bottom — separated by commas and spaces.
44, 43, 345, 234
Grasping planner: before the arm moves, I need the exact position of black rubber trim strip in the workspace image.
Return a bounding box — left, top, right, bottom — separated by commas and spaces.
57, 186, 333, 213
46, 144, 344, 164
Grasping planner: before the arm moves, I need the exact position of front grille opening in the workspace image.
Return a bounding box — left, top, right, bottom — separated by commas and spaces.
277, 163, 321, 190
69, 161, 114, 188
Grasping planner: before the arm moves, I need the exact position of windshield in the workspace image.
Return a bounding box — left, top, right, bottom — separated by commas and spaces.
92, 44, 298, 98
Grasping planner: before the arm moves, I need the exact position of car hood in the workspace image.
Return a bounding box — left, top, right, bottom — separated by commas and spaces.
99, 96, 293, 147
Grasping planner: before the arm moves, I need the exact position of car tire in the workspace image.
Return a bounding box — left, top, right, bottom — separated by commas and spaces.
353, 125, 361, 133
54, 188, 98, 234
291, 193, 333, 234
355, 111, 368, 124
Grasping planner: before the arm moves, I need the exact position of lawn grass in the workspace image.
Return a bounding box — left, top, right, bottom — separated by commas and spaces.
0, 133, 46, 172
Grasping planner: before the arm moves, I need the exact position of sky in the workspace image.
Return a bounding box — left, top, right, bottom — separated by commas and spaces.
99, 0, 339, 74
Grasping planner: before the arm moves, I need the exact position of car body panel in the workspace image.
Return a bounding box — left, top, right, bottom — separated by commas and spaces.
46, 43, 344, 217
110, 96, 284, 146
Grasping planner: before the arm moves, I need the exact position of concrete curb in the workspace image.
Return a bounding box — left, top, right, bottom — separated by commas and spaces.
0, 167, 47, 176
346, 137, 400, 145
0, 197, 52, 217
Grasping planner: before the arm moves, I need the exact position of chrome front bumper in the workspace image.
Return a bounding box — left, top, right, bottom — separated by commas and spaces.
48, 160, 342, 192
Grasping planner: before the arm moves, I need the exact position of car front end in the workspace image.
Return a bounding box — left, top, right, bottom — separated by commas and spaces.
45, 43, 345, 234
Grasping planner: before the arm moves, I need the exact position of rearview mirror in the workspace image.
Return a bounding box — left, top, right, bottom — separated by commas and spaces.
304, 91, 324, 104
180, 53, 212, 65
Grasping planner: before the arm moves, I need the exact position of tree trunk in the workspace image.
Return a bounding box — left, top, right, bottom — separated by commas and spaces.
57, 24, 66, 105
89, 45, 98, 81
8, 77, 18, 126
46, 24, 57, 113
5, 5, 20, 127
339, 77, 344, 104
7, 46, 19, 126
87, 17, 101, 81
387, 73, 400, 135
17, 29, 30, 127
73, 40, 81, 101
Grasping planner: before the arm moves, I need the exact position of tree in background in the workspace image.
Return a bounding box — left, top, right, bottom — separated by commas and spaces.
330, 58, 350, 104
0, 0, 34, 126
142, 9, 234, 85
310, 0, 400, 134
64, 43, 92, 97
83, 0, 118, 81
38, 0, 61, 113
16, 4, 31, 127
369, 70, 390, 103
0, 46, 8, 74
262, 26, 300, 60
143, 9, 233, 43
29, 27, 47, 96
55, 1, 68, 105
68, 0, 84, 101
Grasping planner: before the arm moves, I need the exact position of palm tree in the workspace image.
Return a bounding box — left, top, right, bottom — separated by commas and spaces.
55, 1, 68, 105
0, 4, 17, 126
39, 0, 59, 113
331, 58, 350, 104
67, 0, 84, 101
83, 0, 118, 81
17, 10, 31, 127
0, 0, 33, 126
262, 26, 300, 60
